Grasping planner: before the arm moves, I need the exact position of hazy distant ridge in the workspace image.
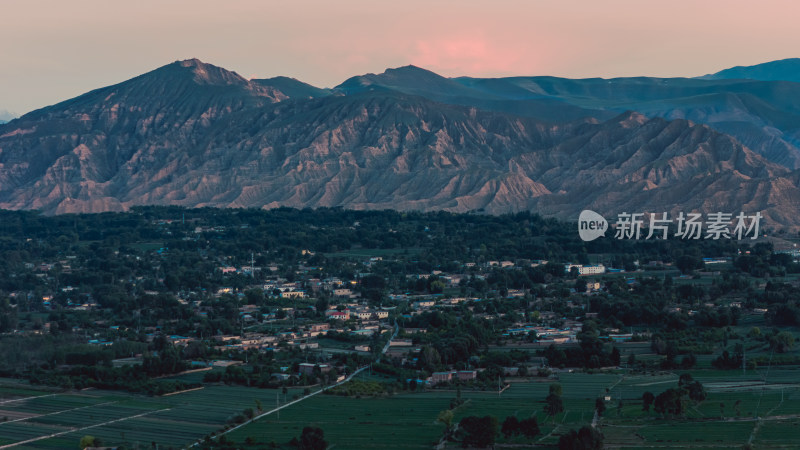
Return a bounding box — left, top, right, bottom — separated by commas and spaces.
699, 58, 800, 83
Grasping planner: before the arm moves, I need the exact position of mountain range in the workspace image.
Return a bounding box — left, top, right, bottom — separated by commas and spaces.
1, 58, 800, 229
699, 58, 800, 83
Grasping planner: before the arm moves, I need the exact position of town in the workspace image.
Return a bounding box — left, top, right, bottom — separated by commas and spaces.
0, 207, 799, 449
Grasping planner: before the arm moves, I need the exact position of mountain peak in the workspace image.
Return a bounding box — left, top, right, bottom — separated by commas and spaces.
177, 58, 205, 67
10, 58, 283, 125
167, 58, 247, 85
335, 65, 470, 96
383, 64, 431, 74
379, 65, 448, 80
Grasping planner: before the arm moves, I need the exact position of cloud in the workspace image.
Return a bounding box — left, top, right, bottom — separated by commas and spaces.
411, 35, 523, 75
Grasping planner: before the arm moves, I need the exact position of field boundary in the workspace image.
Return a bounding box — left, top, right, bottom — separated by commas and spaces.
0, 400, 116, 425
0, 407, 171, 449
186, 322, 399, 449
162, 386, 205, 397
0, 393, 59, 406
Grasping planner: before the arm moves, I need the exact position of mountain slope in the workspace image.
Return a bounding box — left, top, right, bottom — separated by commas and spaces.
333, 66, 800, 169
0, 59, 287, 212
2, 67, 797, 228
336, 67, 605, 123
546, 80, 800, 169
337, 65, 476, 97
456, 75, 800, 169
1, 59, 799, 228
700, 58, 800, 83
252, 76, 332, 99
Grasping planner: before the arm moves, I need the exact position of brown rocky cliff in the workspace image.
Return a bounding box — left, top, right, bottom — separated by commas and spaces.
0, 61, 798, 229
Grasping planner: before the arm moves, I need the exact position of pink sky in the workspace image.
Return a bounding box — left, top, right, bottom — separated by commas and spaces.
1, 0, 799, 115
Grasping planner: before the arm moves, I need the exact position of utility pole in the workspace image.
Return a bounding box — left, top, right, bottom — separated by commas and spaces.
241, 320, 248, 364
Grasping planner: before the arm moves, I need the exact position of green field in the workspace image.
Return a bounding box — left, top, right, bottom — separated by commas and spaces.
3, 368, 800, 449
0, 382, 309, 450
224, 370, 800, 450
225, 373, 615, 449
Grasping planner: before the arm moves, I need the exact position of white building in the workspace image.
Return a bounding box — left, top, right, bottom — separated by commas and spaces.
579, 264, 606, 275
564, 264, 606, 275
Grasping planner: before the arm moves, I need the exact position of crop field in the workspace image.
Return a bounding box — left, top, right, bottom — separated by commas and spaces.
602, 420, 755, 448
226, 373, 622, 449
0, 382, 309, 450
227, 369, 800, 449
229, 393, 452, 449
753, 420, 800, 448
225, 388, 570, 449
3, 368, 800, 449
0, 385, 59, 403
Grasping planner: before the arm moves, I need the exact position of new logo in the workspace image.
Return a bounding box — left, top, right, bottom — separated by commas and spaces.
578, 210, 607, 242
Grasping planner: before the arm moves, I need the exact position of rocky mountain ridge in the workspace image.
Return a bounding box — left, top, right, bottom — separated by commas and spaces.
1, 59, 799, 229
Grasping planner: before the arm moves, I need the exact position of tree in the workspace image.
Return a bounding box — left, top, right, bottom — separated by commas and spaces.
558, 425, 603, 450
544, 393, 564, 420
421, 346, 442, 371
642, 391, 655, 412
79, 435, 96, 449
459, 415, 498, 448
595, 398, 606, 417
769, 331, 795, 353
654, 388, 685, 416
680, 353, 697, 369
519, 417, 540, 438
312, 294, 329, 314
679, 374, 707, 403
438, 409, 454, 432
299, 426, 327, 450
610, 347, 621, 366
501, 416, 520, 438
712, 349, 743, 370
574, 277, 587, 293
676, 255, 703, 274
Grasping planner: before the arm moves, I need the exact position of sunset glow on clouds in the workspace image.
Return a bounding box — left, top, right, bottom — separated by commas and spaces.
1, 0, 799, 114
411, 35, 524, 75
